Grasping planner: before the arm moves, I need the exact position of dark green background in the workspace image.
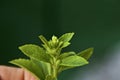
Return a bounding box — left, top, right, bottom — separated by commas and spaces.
0, 0, 120, 80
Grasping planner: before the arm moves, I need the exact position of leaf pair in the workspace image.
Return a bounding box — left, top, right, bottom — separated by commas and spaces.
57, 48, 93, 73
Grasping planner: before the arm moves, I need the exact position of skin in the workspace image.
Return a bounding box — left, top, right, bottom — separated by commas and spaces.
0, 66, 36, 80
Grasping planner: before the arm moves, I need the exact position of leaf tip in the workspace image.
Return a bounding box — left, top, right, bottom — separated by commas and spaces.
77, 47, 94, 60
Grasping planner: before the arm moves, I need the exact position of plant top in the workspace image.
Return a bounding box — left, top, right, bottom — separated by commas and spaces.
10, 32, 93, 80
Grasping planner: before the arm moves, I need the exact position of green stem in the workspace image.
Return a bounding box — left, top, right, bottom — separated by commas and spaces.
51, 57, 58, 80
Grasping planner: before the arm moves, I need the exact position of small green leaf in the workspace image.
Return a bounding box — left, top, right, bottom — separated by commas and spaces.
59, 32, 74, 42
39, 35, 49, 47
59, 52, 76, 59
51, 36, 59, 46
19, 44, 51, 63
9, 59, 44, 80
77, 48, 94, 60
60, 55, 88, 67
61, 42, 70, 48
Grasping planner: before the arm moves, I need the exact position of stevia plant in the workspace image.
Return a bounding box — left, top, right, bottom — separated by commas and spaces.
9, 32, 93, 80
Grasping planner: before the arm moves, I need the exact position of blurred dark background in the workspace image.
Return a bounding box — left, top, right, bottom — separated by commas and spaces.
0, 0, 120, 80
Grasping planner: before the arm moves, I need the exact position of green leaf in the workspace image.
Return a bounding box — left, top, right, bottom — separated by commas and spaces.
59, 52, 76, 59
19, 44, 51, 63
77, 47, 94, 60
59, 32, 74, 42
9, 59, 44, 80
60, 55, 88, 67
61, 42, 71, 48
39, 35, 49, 47
58, 55, 89, 73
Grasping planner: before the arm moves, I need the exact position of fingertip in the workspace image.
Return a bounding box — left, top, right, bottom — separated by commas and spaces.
24, 70, 36, 80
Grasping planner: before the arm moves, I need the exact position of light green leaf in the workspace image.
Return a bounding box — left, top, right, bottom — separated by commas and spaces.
19, 44, 51, 63
9, 59, 44, 80
39, 35, 49, 47
61, 42, 71, 48
60, 55, 88, 67
59, 52, 76, 59
77, 47, 94, 60
59, 32, 74, 42
58, 55, 89, 73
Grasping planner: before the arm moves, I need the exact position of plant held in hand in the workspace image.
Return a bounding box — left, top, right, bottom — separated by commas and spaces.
10, 32, 93, 80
